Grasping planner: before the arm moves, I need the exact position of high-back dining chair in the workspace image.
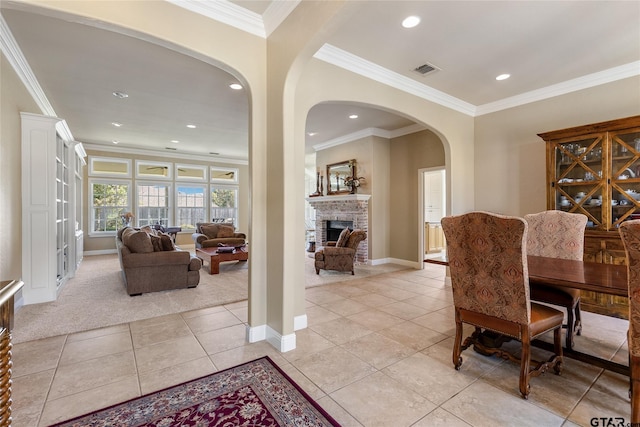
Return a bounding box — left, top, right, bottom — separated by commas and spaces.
524, 210, 587, 349
618, 220, 640, 422
441, 211, 564, 399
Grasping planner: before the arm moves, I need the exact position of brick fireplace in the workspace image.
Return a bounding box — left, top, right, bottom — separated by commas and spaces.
306, 194, 370, 263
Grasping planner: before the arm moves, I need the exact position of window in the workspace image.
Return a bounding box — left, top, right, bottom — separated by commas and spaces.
89, 156, 131, 177
211, 167, 238, 183
90, 180, 131, 234
176, 185, 206, 230
211, 185, 238, 226
137, 183, 171, 227
136, 160, 172, 180
176, 164, 207, 181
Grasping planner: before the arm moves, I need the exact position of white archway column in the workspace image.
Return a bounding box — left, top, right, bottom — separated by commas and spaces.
246, 1, 351, 351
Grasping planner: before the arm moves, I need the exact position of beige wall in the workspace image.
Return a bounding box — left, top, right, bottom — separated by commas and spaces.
82, 148, 249, 252
475, 76, 640, 217
389, 130, 446, 262
0, 52, 41, 285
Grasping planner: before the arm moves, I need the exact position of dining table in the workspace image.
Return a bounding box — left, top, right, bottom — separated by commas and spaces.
427, 255, 628, 373
427, 253, 634, 421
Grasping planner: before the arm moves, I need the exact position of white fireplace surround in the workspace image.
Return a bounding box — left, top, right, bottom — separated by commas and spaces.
306, 194, 370, 263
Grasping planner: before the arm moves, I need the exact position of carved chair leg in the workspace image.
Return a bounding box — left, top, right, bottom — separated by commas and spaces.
519, 333, 531, 399
574, 302, 582, 336
315, 268, 320, 275
553, 326, 563, 375
453, 319, 464, 370
565, 308, 575, 349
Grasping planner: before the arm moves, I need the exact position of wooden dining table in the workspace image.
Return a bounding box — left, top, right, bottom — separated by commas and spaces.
427, 253, 634, 421
426, 255, 629, 374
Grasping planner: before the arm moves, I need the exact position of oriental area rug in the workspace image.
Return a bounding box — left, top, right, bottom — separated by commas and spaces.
51, 356, 341, 427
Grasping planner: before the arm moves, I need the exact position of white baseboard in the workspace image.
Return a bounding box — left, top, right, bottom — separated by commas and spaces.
294, 314, 307, 331
84, 249, 118, 256
371, 257, 421, 269
246, 324, 297, 352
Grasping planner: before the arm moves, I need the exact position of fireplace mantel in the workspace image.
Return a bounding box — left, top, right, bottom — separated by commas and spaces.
305, 194, 371, 203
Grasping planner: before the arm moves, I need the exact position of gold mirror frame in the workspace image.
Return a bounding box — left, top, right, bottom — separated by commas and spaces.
326, 160, 355, 195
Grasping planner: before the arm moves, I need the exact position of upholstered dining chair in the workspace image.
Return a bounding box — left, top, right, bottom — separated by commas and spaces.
314, 229, 366, 275
617, 220, 640, 422
441, 211, 564, 399
524, 210, 587, 349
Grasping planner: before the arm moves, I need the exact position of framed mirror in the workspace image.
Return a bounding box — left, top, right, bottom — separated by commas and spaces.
326, 160, 354, 195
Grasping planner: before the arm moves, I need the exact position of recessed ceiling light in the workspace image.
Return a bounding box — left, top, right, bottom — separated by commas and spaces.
112, 91, 128, 99
186, 124, 196, 129
112, 140, 119, 144
402, 16, 421, 28
307, 132, 317, 137
349, 114, 358, 119
111, 122, 122, 127
171, 140, 179, 143
496, 74, 511, 81
229, 83, 243, 90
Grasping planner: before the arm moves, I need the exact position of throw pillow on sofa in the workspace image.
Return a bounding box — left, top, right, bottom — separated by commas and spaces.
217, 225, 235, 238
149, 234, 164, 252
200, 224, 220, 239
159, 232, 176, 251
123, 229, 154, 253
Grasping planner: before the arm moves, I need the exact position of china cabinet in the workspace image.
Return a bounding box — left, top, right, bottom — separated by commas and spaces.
541, 115, 640, 318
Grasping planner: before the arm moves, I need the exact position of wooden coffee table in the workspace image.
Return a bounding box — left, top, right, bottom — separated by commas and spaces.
196, 246, 248, 274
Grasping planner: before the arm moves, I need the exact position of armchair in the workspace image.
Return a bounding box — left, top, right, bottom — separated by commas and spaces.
525, 210, 587, 349
315, 229, 366, 275
192, 222, 246, 249
441, 211, 563, 399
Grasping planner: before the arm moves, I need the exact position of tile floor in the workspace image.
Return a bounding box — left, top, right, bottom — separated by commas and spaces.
11, 262, 631, 426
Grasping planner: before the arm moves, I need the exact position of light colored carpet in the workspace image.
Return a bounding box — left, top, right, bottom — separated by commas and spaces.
13, 250, 409, 343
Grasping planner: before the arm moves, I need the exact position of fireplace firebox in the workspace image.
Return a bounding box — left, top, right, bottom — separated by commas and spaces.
326, 220, 353, 242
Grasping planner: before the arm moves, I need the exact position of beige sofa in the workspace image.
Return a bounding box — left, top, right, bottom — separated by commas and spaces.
116, 226, 202, 296
191, 222, 246, 248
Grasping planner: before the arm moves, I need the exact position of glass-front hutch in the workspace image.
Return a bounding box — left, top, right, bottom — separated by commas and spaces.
542, 115, 640, 318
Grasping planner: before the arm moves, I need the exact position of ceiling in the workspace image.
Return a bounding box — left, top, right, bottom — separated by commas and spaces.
1, 1, 638, 161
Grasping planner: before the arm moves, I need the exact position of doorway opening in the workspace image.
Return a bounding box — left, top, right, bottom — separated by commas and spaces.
419, 168, 446, 264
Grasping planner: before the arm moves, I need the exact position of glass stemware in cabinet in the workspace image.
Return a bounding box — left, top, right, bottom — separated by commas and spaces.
611, 132, 640, 228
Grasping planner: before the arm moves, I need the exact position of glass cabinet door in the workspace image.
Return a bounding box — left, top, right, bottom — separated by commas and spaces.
553, 134, 605, 229
610, 126, 640, 228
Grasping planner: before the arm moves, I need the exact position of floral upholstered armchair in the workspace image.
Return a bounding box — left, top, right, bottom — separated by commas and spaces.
315, 229, 366, 275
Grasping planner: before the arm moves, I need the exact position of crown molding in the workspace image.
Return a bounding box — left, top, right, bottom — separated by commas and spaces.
0, 13, 76, 142
82, 142, 248, 165
475, 61, 640, 116
313, 123, 425, 152
315, 44, 640, 118
263, 0, 300, 37
313, 44, 477, 117
167, 0, 265, 38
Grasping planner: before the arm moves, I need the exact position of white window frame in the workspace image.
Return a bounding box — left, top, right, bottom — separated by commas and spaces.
210, 183, 239, 226
210, 166, 238, 184
136, 181, 173, 228
135, 160, 173, 180
176, 163, 208, 182
88, 178, 132, 236
88, 156, 131, 178
175, 184, 207, 230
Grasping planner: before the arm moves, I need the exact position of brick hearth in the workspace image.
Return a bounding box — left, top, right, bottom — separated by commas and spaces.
306, 194, 370, 263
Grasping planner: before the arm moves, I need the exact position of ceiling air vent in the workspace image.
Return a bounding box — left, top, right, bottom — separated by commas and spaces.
165, 147, 177, 151
413, 62, 439, 76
